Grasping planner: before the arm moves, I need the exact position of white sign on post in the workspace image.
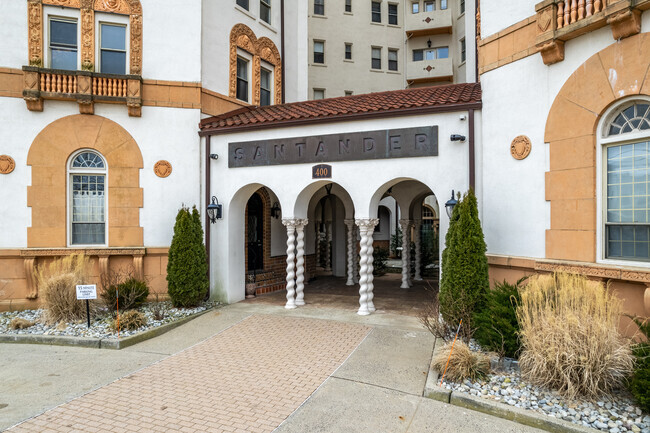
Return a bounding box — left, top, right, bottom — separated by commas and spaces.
76, 284, 97, 300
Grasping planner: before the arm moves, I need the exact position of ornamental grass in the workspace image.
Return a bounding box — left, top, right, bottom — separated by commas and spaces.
516, 272, 634, 399
433, 341, 490, 382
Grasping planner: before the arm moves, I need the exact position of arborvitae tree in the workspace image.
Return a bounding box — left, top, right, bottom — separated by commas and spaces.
439, 189, 489, 342
166, 206, 209, 307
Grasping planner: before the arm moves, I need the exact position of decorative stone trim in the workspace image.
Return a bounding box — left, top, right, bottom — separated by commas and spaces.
510, 135, 532, 160
154, 160, 172, 178
0, 155, 16, 174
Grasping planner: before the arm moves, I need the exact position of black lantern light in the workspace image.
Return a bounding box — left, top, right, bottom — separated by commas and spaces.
271, 202, 281, 219
427, 38, 432, 48
207, 196, 222, 223
445, 190, 458, 219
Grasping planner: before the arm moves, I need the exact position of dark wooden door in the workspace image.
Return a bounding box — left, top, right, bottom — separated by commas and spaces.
247, 194, 264, 271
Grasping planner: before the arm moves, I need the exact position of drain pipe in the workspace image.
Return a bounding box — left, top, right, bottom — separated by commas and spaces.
469, 109, 475, 190
281, 0, 286, 103
205, 134, 212, 298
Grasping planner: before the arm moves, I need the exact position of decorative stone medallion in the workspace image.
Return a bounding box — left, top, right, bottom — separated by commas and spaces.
0, 155, 15, 174
154, 160, 172, 178
510, 135, 532, 160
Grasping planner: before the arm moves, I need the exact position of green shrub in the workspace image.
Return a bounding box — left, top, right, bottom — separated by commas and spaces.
101, 277, 149, 312
167, 206, 209, 307
439, 189, 489, 342
372, 247, 389, 276
629, 316, 650, 412
473, 278, 524, 358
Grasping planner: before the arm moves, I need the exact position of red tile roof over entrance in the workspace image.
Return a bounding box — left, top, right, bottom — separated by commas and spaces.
199, 83, 481, 135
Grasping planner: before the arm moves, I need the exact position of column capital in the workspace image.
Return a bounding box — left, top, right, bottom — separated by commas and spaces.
282, 218, 298, 227
295, 218, 309, 228
344, 218, 356, 227
355, 218, 379, 230
399, 219, 412, 229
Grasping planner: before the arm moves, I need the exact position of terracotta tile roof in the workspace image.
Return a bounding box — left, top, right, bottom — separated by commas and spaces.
199, 83, 481, 134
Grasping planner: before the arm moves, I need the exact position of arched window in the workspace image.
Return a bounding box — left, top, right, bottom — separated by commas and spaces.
422, 204, 438, 233
602, 101, 650, 261
68, 150, 107, 245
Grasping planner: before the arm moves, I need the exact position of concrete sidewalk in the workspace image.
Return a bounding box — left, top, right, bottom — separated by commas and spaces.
0, 302, 543, 432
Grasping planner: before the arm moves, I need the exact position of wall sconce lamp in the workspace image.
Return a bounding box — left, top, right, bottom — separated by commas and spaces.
271, 202, 281, 219
427, 38, 432, 48
445, 190, 458, 219
450, 134, 466, 142
207, 196, 223, 223
209, 153, 219, 160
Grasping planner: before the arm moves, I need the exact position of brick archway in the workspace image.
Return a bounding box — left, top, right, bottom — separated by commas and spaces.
544, 33, 650, 262
26, 114, 143, 247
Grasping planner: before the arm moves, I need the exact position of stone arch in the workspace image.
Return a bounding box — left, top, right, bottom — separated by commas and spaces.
30, 0, 143, 74
229, 24, 282, 105
544, 32, 650, 262
26, 114, 143, 247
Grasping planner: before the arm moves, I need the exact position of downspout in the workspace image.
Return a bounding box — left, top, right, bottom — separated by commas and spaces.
281, 0, 286, 103
468, 109, 475, 190
475, 0, 480, 82
205, 134, 212, 298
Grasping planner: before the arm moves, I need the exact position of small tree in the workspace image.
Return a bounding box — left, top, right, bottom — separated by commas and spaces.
438, 189, 489, 342
167, 206, 209, 307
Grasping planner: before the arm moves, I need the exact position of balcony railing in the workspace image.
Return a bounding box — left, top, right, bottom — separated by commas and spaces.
534, 0, 650, 66
405, 8, 453, 37
22, 66, 142, 117
406, 57, 453, 85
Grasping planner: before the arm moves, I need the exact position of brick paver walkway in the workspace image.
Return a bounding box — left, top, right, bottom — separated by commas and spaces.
8, 315, 370, 433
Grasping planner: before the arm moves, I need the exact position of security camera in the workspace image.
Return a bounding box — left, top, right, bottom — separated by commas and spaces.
450, 134, 466, 142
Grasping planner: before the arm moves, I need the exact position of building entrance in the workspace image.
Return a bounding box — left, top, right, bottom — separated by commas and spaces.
246, 193, 264, 271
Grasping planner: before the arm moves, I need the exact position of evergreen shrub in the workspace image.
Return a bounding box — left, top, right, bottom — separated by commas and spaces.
167, 206, 209, 307
101, 277, 149, 312
438, 189, 489, 341
372, 247, 389, 276
472, 278, 524, 358
629, 317, 650, 412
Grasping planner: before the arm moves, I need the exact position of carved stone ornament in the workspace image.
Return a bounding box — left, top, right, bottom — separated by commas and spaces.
537, 8, 552, 33
510, 135, 532, 160
0, 155, 16, 174
154, 160, 172, 178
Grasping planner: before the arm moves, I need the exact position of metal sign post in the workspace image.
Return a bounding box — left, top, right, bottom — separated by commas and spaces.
76, 284, 97, 329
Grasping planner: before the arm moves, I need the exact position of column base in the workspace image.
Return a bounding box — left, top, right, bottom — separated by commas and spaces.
295, 300, 305, 306
400, 282, 410, 289
357, 309, 371, 316
285, 303, 297, 309
414, 277, 423, 281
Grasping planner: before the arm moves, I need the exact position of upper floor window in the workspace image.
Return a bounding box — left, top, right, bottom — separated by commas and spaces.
99, 23, 126, 74
371, 1, 381, 22
413, 46, 448, 61
260, 0, 271, 24
314, 40, 325, 64
424, 1, 435, 12
314, 0, 325, 15
69, 150, 106, 246
440, 0, 447, 9
260, 68, 272, 106
371, 47, 381, 69
388, 49, 398, 71
460, 38, 466, 63
236, 57, 249, 102
412, 2, 419, 13
388, 4, 398, 24
313, 88, 325, 99
460, 0, 465, 14
237, 0, 250, 10
345, 43, 352, 60
49, 17, 78, 70
603, 102, 650, 262
345, 0, 352, 12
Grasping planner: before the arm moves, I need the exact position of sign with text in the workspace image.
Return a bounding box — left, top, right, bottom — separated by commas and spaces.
312, 164, 332, 179
229, 126, 438, 168
76, 284, 97, 300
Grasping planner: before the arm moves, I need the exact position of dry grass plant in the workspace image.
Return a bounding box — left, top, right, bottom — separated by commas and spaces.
10, 318, 34, 330
432, 341, 490, 382
111, 310, 147, 331
517, 272, 634, 399
150, 292, 168, 321
35, 254, 93, 324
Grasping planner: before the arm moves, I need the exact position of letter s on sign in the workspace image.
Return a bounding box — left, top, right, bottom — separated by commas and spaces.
234, 148, 244, 160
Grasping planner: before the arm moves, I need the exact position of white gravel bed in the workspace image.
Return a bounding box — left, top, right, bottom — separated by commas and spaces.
442, 371, 650, 433
0, 301, 218, 340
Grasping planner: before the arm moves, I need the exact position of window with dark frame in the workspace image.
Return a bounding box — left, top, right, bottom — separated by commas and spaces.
460, 0, 465, 14
99, 23, 126, 74
260, 68, 271, 106
424, 1, 434, 12
70, 151, 106, 245
49, 17, 78, 70
314, 0, 324, 15
314, 40, 325, 63
371, 1, 381, 22
388, 3, 398, 24
412, 2, 419, 13
236, 57, 249, 102
345, 0, 352, 12
260, 0, 271, 23
237, 0, 249, 10
371, 47, 381, 69
388, 49, 398, 71
345, 90, 353, 96
461, 38, 466, 63
345, 43, 352, 60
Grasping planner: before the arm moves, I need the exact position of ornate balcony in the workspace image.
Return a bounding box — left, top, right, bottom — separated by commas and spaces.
406, 57, 453, 86
405, 8, 453, 38
535, 0, 650, 65
22, 66, 142, 117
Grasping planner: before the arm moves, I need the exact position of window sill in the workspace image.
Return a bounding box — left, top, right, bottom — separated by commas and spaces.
311, 14, 327, 19
387, 24, 401, 29
235, 5, 256, 20
597, 258, 650, 269
386, 70, 400, 74
370, 21, 384, 26
458, 61, 466, 67
258, 19, 278, 33
344, 12, 353, 16
310, 63, 327, 67
343, 59, 354, 63
369, 69, 384, 73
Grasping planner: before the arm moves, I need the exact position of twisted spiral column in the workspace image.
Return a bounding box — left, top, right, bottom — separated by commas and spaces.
399, 219, 412, 289
344, 219, 356, 286
282, 218, 297, 309
365, 219, 379, 313
413, 219, 423, 281
324, 221, 332, 271
356, 219, 371, 315
354, 225, 360, 283
295, 219, 308, 306
315, 222, 321, 267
